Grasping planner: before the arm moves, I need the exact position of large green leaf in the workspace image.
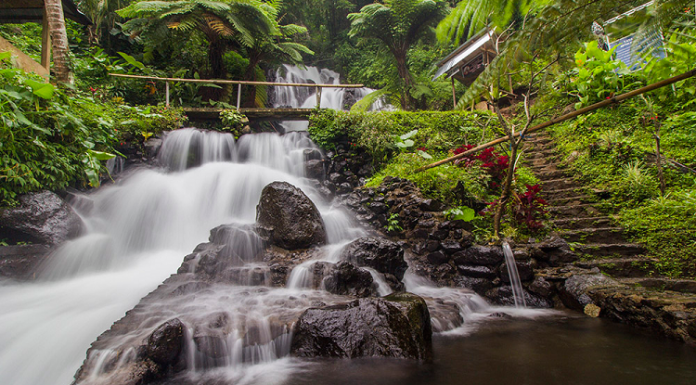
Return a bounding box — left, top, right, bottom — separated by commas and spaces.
24, 79, 54, 100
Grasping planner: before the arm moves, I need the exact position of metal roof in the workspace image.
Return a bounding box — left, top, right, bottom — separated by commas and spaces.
432, 29, 495, 81
0, 0, 92, 25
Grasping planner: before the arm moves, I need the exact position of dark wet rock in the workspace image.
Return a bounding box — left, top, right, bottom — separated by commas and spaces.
0, 244, 49, 279
429, 229, 449, 241
426, 251, 448, 266
500, 261, 535, 283
336, 182, 353, 194
440, 241, 463, 255
452, 246, 504, 266
256, 182, 326, 250
305, 159, 325, 180
144, 319, 185, 366
368, 201, 387, 214
323, 261, 376, 298
0, 191, 83, 245
559, 273, 616, 311
527, 276, 554, 298
303, 148, 323, 161
457, 265, 496, 279
291, 292, 432, 361
535, 235, 578, 266
485, 286, 554, 309
74, 318, 186, 385
453, 276, 493, 295
425, 240, 440, 252
340, 237, 407, 281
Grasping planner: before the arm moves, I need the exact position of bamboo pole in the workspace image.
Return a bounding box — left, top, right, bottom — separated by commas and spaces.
108, 73, 364, 88
415, 68, 696, 173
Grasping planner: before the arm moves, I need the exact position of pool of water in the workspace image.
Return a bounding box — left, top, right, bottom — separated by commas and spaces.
280, 312, 696, 385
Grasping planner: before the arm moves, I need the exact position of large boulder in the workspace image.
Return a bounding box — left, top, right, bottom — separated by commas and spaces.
0, 191, 83, 245
74, 318, 186, 385
322, 261, 376, 298
559, 272, 616, 311
143, 318, 185, 366
291, 292, 432, 361
534, 235, 578, 266
256, 182, 326, 250
452, 245, 504, 266
0, 244, 50, 279
339, 237, 408, 280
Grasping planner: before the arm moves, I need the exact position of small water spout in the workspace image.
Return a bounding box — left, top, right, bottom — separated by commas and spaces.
502, 241, 526, 308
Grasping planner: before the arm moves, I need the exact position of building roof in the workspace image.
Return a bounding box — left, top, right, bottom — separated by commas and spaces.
0, 0, 92, 25
432, 29, 495, 82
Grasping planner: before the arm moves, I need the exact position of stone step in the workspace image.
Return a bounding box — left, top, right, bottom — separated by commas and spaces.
617, 277, 696, 294
548, 203, 604, 218
575, 257, 659, 278
535, 169, 567, 181
540, 178, 581, 191
552, 216, 614, 230
547, 195, 594, 206
560, 227, 627, 243
542, 187, 586, 200
529, 162, 565, 172
525, 149, 558, 160
574, 243, 646, 258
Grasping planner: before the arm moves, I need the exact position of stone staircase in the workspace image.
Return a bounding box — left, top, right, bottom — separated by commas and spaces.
521, 132, 658, 278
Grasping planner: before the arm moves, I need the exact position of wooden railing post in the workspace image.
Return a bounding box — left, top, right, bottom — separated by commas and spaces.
316, 86, 322, 109
237, 84, 242, 110
165, 81, 169, 107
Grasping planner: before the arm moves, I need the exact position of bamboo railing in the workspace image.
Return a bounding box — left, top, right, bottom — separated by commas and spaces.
107, 73, 364, 109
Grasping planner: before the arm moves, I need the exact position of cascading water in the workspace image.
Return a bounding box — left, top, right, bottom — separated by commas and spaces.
502, 241, 527, 308
0, 127, 547, 385
271, 64, 388, 132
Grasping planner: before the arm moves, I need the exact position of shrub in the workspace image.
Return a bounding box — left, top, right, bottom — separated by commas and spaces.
0, 56, 185, 206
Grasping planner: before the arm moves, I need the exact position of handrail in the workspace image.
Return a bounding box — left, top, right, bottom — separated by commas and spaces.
108, 73, 364, 110
415, 67, 696, 173
107, 73, 364, 88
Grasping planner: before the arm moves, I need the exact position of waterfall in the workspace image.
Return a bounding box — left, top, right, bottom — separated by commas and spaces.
0, 127, 546, 385
271, 64, 388, 132
502, 242, 527, 308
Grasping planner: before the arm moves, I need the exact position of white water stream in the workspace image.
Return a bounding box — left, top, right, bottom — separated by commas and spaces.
271, 65, 388, 132
0, 127, 549, 385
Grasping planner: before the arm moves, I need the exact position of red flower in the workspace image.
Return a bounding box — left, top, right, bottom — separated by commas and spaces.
417, 147, 427, 152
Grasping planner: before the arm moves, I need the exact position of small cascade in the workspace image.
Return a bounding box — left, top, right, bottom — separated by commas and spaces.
502, 241, 527, 308
158, 128, 236, 171
271, 64, 388, 132
0, 126, 550, 385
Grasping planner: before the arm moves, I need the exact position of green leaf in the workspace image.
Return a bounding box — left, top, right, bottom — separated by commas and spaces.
89, 150, 116, 161
24, 79, 54, 99
400, 129, 418, 140
417, 150, 432, 159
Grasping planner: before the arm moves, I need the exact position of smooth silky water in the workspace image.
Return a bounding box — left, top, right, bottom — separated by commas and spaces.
1, 128, 695, 385
271, 64, 389, 132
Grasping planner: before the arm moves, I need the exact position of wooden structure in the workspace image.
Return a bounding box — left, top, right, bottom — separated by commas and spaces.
433, 29, 497, 109
108, 73, 364, 120
0, 0, 91, 79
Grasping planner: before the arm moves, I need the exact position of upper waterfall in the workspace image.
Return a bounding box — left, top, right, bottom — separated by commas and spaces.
270, 64, 387, 132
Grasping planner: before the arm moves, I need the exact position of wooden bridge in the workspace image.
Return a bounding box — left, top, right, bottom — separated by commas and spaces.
108, 73, 363, 121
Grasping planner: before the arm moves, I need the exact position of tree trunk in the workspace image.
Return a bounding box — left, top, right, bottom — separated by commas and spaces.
202, 35, 226, 101
44, 0, 73, 84
393, 49, 415, 110
243, 53, 262, 108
